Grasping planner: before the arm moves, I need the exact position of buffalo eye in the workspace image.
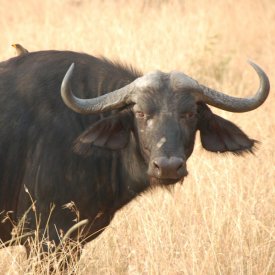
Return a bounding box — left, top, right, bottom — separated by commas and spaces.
180, 111, 195, 120
135, 111, 145, 118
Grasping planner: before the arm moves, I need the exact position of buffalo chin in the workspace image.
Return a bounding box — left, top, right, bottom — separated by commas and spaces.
149, 176, 186, 186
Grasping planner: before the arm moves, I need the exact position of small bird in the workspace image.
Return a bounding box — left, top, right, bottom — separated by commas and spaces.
11, 43, 29, 56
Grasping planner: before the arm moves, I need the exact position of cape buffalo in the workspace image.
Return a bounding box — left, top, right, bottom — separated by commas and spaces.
0, 50, 270, 249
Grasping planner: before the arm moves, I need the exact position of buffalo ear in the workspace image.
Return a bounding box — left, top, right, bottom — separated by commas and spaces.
197, 103, 256, 154
73, 110, 132, 156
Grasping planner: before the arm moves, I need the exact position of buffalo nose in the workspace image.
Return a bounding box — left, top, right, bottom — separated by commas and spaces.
152, 157, 186, 179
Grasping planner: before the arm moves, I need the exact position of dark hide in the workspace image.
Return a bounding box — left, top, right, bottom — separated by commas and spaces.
197, 103, 256, 154
0, 51, 256, 248
73, 110, 133, 155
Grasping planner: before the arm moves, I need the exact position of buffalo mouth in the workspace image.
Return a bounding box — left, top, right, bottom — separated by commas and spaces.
149, 173, 188, 186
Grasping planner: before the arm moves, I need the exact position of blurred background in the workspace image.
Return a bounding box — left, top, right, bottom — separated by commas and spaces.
0, 0, 274, 274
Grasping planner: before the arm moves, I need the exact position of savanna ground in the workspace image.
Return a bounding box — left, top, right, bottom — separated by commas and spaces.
0, 0, 274, 274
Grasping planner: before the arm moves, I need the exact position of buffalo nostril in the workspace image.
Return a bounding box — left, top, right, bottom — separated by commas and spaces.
153, 160, 162, 176
171, 157, 184, 169
153, 161, 160, 169
174, 159, 187, 177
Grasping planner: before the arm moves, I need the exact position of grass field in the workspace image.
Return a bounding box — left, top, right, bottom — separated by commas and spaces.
0, 0, 274, 274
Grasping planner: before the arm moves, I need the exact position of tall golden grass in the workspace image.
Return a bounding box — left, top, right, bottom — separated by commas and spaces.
0, 0, 274, 274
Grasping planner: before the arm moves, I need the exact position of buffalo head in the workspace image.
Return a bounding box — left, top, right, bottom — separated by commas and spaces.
61, 62, 269, 185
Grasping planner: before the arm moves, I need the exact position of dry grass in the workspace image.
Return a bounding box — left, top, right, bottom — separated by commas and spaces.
0, 0, 274, 274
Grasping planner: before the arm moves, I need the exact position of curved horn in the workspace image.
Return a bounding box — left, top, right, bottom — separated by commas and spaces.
61, 63, 136, 114
195, 61, 270, 112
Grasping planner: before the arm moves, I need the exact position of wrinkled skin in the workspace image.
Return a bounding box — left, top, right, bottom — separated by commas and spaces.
0, 51, 257, 252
